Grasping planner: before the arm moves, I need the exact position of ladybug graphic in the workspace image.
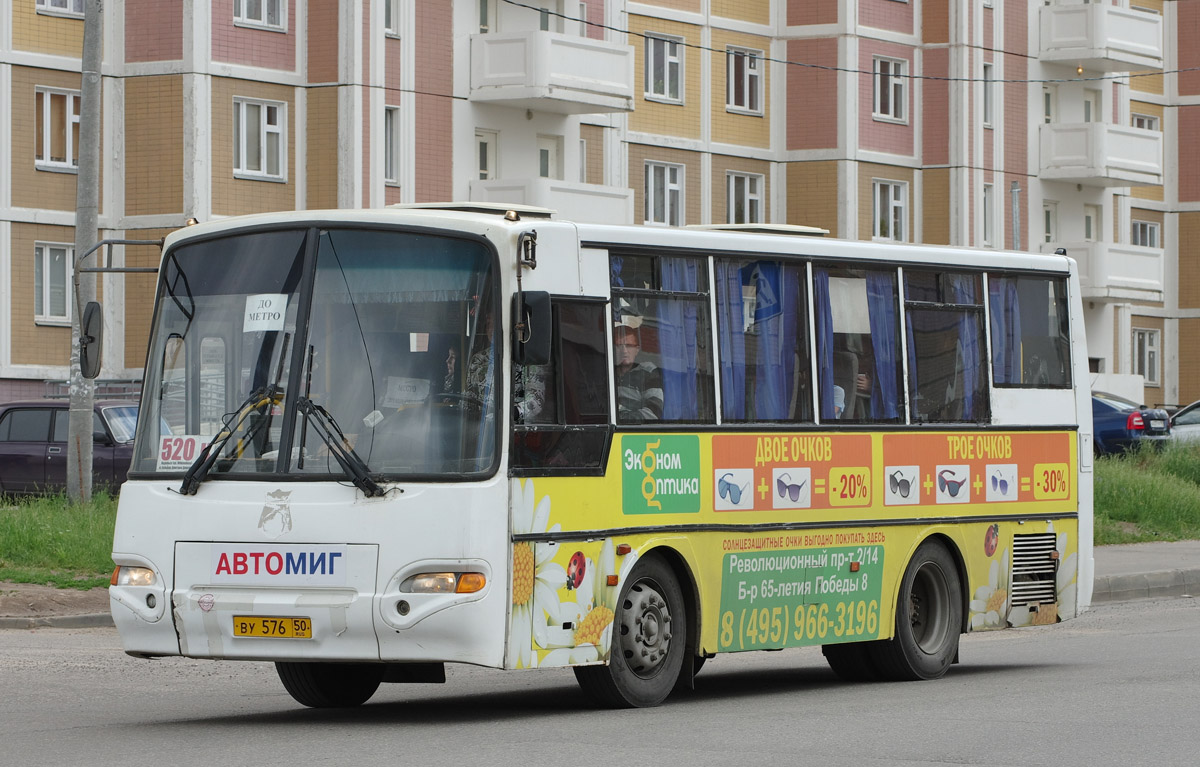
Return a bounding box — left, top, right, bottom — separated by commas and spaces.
984, 524, 999, 558
566, 551, 586, 590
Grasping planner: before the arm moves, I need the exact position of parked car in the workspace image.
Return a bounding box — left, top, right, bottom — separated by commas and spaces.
1091, 391, 1172, 455
1169, 399, 1200, 443
0, 399, 139, 495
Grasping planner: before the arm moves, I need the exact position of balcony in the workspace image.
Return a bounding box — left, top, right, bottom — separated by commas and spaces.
1042, 241, 1163, 303
470, 31, 635, 114
1039, 3, 1163, 72
470, 178, 633, 225
1039, 123, 1162, 187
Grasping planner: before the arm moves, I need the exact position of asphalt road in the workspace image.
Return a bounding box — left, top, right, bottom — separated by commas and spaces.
2, 597, 1197, 767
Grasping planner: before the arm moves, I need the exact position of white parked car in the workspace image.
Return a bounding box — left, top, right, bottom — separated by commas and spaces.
1170, 400, 1200, 442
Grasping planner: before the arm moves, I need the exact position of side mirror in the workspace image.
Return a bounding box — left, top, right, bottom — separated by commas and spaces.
93, 428, 112, 445
80, 301, 103, 379
512, 291, 552, 366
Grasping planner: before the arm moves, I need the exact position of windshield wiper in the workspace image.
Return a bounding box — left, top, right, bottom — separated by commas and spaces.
294, 397, 385, 497
178, 384, 283, 495
180, 333, 290, 495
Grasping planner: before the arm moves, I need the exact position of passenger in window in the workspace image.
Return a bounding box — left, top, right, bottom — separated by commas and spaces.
613, 316, 663, 424
514, 364, 551, 424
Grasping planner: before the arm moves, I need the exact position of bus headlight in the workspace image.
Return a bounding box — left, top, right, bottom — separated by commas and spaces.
111, 565, 156, 587
401, 572, 486, 594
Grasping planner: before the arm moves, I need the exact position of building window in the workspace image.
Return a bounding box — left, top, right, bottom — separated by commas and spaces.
1084, 204, 1101, 242
384, 0, 399, 36
1043, 201, 1058, 244
873, 180, 907, 241
726, 47, 763, 115
982, 183, 995, 246
384, 106, 400, 185
645, 161, 684, 226
645, 35, 683, 103
727, 172, 763, 224
1132, 328, 1160, 386
478, 0, 496, 32
579, 138, 588, 182
1131, 220, 1159, 248
873, 57, 907, 122
35, 87, 81, 171
476, 130, 497, 180
233, 98, 285, 180
982, 62, 994, 127
1043, 85, 1056, 124
35, 243, 72, 324
538, 135, 562, 180
234, 0, 285, 30
36, 0, 83, 16
1132, 113, 1159, 131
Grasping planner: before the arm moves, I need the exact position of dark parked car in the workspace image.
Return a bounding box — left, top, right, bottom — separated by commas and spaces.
1091, 391, 1172, 455
0, 400, 139, 495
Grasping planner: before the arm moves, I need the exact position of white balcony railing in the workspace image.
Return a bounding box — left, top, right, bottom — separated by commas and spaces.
1042, 241, 1163, 302
470, 31, 635, 114
470, 177, 634, 225
1040, 3, 1163, 72
1039, 123, 1162, 187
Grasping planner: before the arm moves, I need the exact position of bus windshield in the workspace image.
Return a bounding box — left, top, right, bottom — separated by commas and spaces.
132, 227, 499, 480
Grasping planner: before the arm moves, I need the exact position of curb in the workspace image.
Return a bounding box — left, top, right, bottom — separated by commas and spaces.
1091, 569, 1200, 604
0, 613, 114, 630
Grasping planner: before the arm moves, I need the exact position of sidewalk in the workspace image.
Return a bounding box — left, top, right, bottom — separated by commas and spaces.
1091, 540, 1200, 603
2, 541, 1197, 630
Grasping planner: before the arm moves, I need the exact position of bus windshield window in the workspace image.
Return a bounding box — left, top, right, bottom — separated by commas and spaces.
133, 229, 308, 474
905, 270, 990, 423
715, 259, 813, 423
813, 266, 903, 422
290, 229, 497, 476
132, 227, 499, 479
989, 275, 1071, 388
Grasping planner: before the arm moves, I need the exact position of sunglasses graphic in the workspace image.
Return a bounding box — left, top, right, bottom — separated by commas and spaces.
776, 473, 808, 502
889, 470, 912, 498
718, 473, 750, 505
991, 474, 1010, 495
937, 469, 967, 498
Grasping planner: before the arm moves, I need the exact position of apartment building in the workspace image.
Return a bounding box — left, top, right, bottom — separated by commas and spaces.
0, 0, 1190, 409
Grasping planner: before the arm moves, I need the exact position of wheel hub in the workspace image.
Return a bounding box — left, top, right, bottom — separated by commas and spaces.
619, 581, 673, 677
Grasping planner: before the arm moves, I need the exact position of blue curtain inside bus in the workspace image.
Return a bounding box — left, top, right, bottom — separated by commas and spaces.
716, 261, 802, 421
989, 276, 1022, 384
949, 273, 981, 418
866, 272, 901, 420
814, 269, 836, 420
658, 257, 703, 420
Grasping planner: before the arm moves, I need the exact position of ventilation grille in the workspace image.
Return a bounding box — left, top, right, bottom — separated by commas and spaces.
1010, 533, 1058, 607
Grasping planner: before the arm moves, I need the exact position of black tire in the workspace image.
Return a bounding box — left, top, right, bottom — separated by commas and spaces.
574, 556, 687, 708
275, 662, 384, 708
868, 540, 962, 681
821, 640, 882, 682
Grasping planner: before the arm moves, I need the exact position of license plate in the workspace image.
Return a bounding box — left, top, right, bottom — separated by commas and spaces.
233, 616, 312, 638
1151, 419, 1165, 429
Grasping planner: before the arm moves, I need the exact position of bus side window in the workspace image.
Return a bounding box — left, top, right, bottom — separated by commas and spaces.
715, 258, 813, 423
813, 266, 904, 422
610, 253, 716, 424
511, 300, 612, 474
989, 275, 1071, 388
905, 270, 990, 423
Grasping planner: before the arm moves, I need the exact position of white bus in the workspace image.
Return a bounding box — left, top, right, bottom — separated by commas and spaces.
108, 204, 1093, 708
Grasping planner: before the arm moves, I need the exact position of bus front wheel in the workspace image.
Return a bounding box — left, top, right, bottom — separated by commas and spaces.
869, 540, 962, 681
574, 556, 686, 708
275, 661, 384, 708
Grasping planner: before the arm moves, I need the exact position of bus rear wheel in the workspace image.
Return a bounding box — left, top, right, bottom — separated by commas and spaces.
275, 661, 384, 708
869, 540, 962, 681
574, 556, 686, 708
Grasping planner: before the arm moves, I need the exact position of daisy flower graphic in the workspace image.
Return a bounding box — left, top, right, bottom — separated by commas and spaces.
507, 479, 566, 669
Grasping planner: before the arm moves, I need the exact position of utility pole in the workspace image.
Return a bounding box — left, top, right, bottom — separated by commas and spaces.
68, 0, 102, 502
